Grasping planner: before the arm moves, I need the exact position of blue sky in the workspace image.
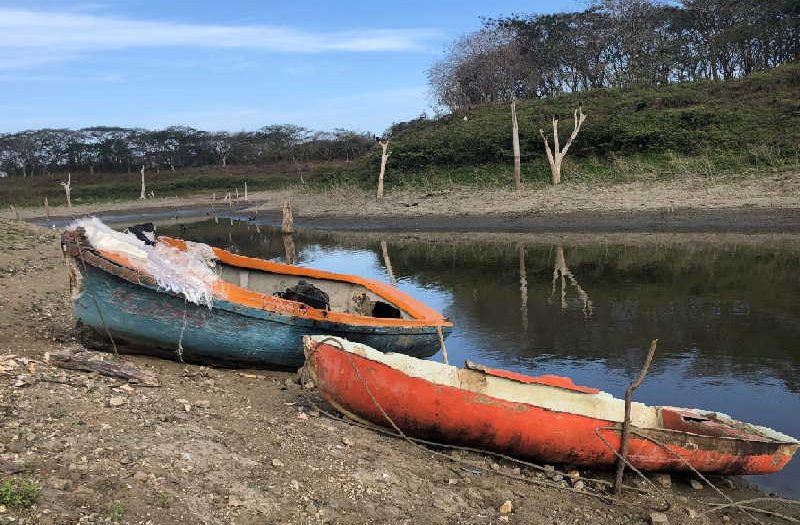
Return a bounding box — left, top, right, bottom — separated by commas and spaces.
0, 0, 581, 134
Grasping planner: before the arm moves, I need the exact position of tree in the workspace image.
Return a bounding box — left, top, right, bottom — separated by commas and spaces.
376, 139, 391, 200
59, 172, 72, 208
539, 106, 587, 185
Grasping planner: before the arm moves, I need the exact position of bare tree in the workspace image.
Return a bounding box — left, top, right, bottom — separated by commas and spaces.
376, 139, 391, 200
539, 106, 587, 185
59, 172, 72, 208
511, 100, 522, 190
139, 165, 146, 200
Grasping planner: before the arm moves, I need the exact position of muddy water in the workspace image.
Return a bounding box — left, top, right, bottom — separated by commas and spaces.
160, 220, 800, 497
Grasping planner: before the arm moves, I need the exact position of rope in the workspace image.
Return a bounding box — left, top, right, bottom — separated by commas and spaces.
303, 337, 650, 507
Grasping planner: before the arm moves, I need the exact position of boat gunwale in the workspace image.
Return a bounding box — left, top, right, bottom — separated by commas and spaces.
304, 336, 800, 449
62, 229, 453, 330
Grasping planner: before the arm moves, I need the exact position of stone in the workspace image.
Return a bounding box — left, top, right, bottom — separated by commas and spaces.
686, 508, 698, 519
0, 504, 5, 513
49, 478, 71, 491
499, 500, 512, 515
689, 479, 703, 490
653, 473, 672, 489
552, 473, 564, 482
108, 396, 125, 407
543, 465, 555, 478
133, 471, 148, 482
573, 480, 585, 491
341, 436, 354, 447
271, 458, 284, 468
567, 469, 580, 482
649, 511, 669, 524
195, 400, 210, 409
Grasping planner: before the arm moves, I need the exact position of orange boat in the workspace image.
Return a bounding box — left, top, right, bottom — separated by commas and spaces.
303, 336, 799, 474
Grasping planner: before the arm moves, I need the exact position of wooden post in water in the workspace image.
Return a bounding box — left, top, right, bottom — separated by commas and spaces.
44, 197, 50, 218
614, 339, 657, 497
283, 234, 297, 265
381, 240, 396, 285
281, 200, 295, 234
244, 182, 248, 201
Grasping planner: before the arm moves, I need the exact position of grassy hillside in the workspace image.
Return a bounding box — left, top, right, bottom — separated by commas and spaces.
319, 63, 800, 189
2, 64, 798, 208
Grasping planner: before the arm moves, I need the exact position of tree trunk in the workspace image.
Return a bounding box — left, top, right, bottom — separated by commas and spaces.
539, 106, 586, 186
511, 100, 522, 191
140, 165, 146, 200
377, 140, 390, 200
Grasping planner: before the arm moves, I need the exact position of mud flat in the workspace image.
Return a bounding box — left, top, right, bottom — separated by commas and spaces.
1, 219, 798, 524
9, 174, 800, 233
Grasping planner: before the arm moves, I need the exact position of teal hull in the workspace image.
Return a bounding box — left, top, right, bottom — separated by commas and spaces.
74, 263, 448, 368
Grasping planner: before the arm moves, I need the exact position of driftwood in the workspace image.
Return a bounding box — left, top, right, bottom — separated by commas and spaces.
50, 351, 160, 387
614, 339, 657, 496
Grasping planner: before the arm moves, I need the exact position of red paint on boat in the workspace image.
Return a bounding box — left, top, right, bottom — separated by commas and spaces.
305, 338, 798, 475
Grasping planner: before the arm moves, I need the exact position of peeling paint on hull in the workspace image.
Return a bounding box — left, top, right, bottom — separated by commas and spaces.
305, 337, 799, 475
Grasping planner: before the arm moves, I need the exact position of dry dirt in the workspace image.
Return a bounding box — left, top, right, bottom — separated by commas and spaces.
1, 219, 798, 525
5, 174, 800, 225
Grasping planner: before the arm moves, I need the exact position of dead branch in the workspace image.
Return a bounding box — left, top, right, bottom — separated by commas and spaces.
50, 350, 160, 387
511, 100, 522, 191
139, 165, 146, 200
376, 140, 391, 200
614, 339, 657, 496
539, 106, 586, 185
59, 172, 72, 208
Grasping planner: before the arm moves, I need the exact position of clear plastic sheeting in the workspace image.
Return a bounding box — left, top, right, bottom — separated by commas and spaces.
71, 217, 219, 307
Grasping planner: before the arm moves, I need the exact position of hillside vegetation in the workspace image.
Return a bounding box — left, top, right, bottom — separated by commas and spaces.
2, 65, 798, 209
320, 63, 800, 189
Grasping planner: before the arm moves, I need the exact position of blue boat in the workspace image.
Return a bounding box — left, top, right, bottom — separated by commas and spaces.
61, 223, 452, 368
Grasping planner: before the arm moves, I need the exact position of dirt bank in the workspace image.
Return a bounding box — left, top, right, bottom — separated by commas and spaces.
1, 219, 798, 524
9, 174, 800, 232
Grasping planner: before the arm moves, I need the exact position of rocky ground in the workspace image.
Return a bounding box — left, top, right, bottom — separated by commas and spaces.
1, 218, 798, 525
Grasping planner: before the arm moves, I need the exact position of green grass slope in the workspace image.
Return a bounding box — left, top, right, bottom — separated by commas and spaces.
321, 63, 800, 189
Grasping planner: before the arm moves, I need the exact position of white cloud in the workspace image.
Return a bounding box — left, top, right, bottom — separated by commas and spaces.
0, 8, 439, 68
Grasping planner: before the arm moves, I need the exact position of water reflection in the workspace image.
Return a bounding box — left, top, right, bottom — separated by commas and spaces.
159, 220, 800, 497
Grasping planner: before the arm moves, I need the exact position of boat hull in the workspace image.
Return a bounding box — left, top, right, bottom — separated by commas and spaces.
74, 262, 445, 368
305, 338, 798, 475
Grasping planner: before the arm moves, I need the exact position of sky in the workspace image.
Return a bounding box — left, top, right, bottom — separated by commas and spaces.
0, 0, 582, 134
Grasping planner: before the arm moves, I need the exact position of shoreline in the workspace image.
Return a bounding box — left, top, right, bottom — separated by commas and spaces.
1, 218, 798, 524
6, 176, 799, 233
